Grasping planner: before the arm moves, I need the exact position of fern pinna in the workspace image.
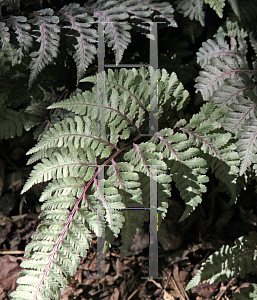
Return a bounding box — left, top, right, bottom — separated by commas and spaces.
10, 66, 239, 299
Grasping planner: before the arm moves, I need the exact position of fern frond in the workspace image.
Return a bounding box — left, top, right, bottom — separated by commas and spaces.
152, 128, 208, 220
227, 0, 240, 18
107, 160, 144, 258
250, 32, 257, 57
27, 116, 118, 162
8, 16, 32, 65
11, 204, 93, 300
124, 141, 171, 232
28, 8, 60, 87
85, 0, 131, 64
181, 103, 240, 199
13, 67, 198, 299
158, 69, 190, 112
122, 0, 152, 22
0, 21, 10, 48
216, 19, 248, 38
186, 232, 257, 290
205, 0, 225, 18
22, 147, 97, 193
39, 177, 86, 202
60, 4, 97, 83
197, 35, 237, 68
143, 0, 177, 26
237, 118, 257, 175
195, 56, 248, 101
176, 0, 205, 26
210, 78, 250, 106
223, 95, 257, 135
0, 108, 38, 139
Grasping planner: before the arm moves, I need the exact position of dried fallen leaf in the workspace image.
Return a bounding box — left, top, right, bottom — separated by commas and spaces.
0, 255, 22, 293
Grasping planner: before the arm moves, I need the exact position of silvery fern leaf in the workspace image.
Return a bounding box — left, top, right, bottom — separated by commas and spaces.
237, 118, 257, 175
28, 9, 60, 87
197, 35, 237, 68
26, 115, 118, 162
196, 35, 250, 102
196, 57, 240, 101
60, 4, 97, 83
210, 78, 250, 106
195, 55, 251, 101
122, 0, 152, 22
7, 16, 32, 65
22, 147, 97, 193
85, 0, 131, 64
224, 95, 257, 135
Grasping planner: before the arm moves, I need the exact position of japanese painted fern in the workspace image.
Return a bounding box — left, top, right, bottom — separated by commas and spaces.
11, 66, 240, 299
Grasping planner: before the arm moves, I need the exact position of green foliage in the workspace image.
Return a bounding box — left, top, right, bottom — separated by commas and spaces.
232, 284, 257, 299
1, 0, 257, 299
186, 232, 257, 289
0, 0, 176, 140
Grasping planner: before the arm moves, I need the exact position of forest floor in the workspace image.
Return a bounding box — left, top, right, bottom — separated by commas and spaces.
1, 133, 257, 300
